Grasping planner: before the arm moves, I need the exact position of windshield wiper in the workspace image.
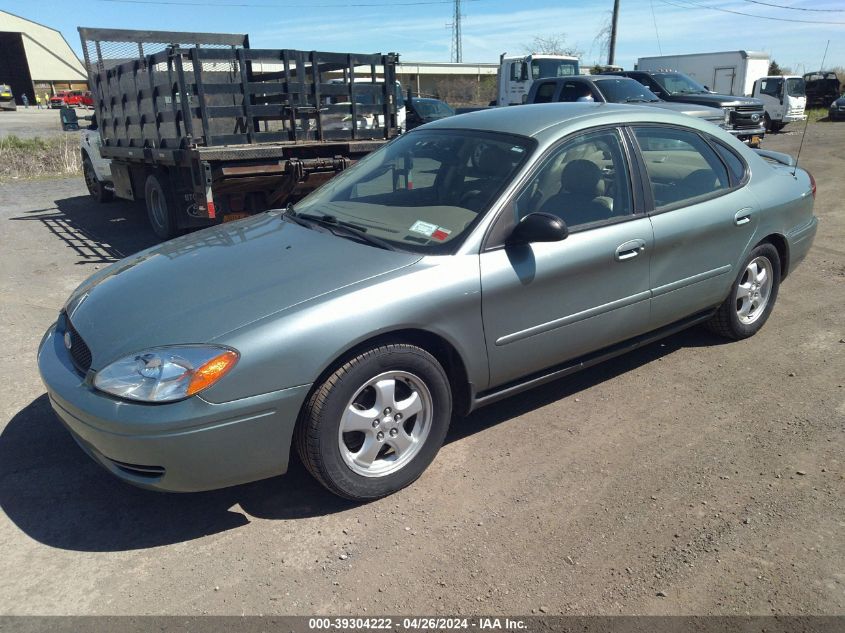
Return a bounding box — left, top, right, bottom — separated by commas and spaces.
623, 97, 650, 103
288, 209, 398, 251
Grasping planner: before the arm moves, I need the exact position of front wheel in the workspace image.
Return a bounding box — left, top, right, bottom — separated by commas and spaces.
83, 157, 113, 203
706, 243, 781, 340
295, 344, 452, 500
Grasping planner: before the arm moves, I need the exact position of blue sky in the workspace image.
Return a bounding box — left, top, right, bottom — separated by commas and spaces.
3, 0, 843, 73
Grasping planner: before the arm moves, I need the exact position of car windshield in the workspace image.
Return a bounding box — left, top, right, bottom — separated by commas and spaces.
651, 72, 709, 95
531, 59, 578, 79
786, 78, 806, 97
596, 78, 660, 103
292, 129, 535, 253
413, 99, 455, 119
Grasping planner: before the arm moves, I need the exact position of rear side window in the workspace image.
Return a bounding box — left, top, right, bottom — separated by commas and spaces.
534, 82, 557, 103
633, 127, 730, 209
710, 140, 747, 185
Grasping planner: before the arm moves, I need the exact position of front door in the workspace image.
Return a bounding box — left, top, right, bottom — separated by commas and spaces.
480, 128, 653, 388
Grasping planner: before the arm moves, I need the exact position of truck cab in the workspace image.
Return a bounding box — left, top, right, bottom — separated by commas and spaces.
497, 53, 580, 106
752, 75, 806, 131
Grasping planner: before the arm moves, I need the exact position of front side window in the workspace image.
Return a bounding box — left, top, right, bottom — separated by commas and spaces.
293, 129, 534, 253
514, 128, 633, 229
633, 127, 730, 209
760, 78, 782, 97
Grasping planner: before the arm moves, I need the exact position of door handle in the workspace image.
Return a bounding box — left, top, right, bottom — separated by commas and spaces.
734, 208, 753, 226
615, 239, 646, 261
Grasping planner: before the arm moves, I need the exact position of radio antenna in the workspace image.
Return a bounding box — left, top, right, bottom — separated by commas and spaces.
793, 39, 830, 176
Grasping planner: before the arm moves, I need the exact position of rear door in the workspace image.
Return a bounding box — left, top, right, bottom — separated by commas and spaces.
630, 125, 759, 329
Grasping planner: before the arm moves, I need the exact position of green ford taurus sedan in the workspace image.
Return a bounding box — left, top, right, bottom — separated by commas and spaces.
38, 103, 818, 500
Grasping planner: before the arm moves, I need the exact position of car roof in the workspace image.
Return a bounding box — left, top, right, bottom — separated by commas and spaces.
421, 102, 713, 142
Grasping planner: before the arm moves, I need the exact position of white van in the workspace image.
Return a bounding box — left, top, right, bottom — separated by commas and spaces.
751, 75, 807, 131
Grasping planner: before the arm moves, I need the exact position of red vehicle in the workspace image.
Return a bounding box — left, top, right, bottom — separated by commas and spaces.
49, 90, 93, 108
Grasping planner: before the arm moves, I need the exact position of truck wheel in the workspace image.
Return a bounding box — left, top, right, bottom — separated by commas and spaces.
83, 157, 113, 203
144, 173, 177, 240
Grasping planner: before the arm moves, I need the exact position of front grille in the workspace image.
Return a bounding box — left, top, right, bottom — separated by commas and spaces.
65, 319, 93, 374
730, 107, 764, 129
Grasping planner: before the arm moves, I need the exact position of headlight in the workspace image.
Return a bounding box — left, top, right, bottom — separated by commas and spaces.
93, 345, 239, 403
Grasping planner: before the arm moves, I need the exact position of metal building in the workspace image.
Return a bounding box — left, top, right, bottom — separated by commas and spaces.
0, 10, 87, 106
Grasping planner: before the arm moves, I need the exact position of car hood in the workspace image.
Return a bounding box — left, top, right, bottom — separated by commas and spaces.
644, 101, 724, 120
669, 92, 762, 108
64, 213, 421, 368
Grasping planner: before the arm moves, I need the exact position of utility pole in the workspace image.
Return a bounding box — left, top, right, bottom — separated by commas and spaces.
608, 0, 620, 66
452, 0, 463, 63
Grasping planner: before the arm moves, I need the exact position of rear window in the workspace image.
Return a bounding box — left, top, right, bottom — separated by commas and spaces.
533, 82, 557, 103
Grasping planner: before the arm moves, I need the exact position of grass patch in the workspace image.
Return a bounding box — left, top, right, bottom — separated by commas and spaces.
806, 108, 831, 123
0, 134, 81, 182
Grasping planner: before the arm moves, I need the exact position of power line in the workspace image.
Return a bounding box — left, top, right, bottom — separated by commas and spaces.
739, 0, 845, 12
658, 0, 845, 24
650, 0, 663, 56
99, 0, 481, 7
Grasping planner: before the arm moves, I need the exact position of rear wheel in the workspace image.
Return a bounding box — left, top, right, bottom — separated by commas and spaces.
296, 344, 452, 500
83, 156, 112, 203
144, 172, 177, 240
706, 243, 781, 340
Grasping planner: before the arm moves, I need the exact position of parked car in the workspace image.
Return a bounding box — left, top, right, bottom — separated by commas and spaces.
0, 84, 15, 111
526, 76, 726, 128
828, 94, 845, 121
406, 97, 455, 130
49, 91, 69, 108
38, 103, 817, 500
603, 70, 766, 146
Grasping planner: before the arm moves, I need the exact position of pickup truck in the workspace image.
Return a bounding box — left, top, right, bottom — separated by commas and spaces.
49, 90, 94, 109
527, 76, 726, 127
602, 70, 766, 146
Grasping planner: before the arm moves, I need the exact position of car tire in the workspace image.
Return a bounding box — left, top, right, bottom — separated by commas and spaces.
295, 344, 452, 500
83, 156, 113, 203
144, 172, 178, 240
706, 243, 781, 340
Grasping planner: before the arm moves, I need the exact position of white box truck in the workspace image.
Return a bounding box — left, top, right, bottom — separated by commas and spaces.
636, 50, 770, 97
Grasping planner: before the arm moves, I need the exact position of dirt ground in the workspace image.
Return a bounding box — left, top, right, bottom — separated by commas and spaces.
0, 124, 842, 617
0, 107, 85, 139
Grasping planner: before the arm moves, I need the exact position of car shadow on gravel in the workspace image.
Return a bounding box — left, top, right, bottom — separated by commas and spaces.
9, 195, 158, 263
0, 328, 727, 552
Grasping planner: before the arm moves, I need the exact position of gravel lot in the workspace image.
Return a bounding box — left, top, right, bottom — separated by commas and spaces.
0, 107, 83, 139
0, 125, 842, 617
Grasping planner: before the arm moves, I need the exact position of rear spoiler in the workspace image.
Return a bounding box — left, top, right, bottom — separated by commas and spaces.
753, 148, 796, 167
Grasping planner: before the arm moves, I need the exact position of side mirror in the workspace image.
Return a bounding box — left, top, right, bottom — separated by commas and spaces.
507, 212, 568, 246
59, 106, 79, 131
704, 85, 710, 92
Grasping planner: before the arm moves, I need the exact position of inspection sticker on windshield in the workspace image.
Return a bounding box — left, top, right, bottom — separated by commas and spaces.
432, 227, 451, 241
409, 220, 438, 237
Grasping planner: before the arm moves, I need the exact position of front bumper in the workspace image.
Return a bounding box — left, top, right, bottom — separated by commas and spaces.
37, 323, 311, 492
726, 125, 765, 144
781, 113, 807, 123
